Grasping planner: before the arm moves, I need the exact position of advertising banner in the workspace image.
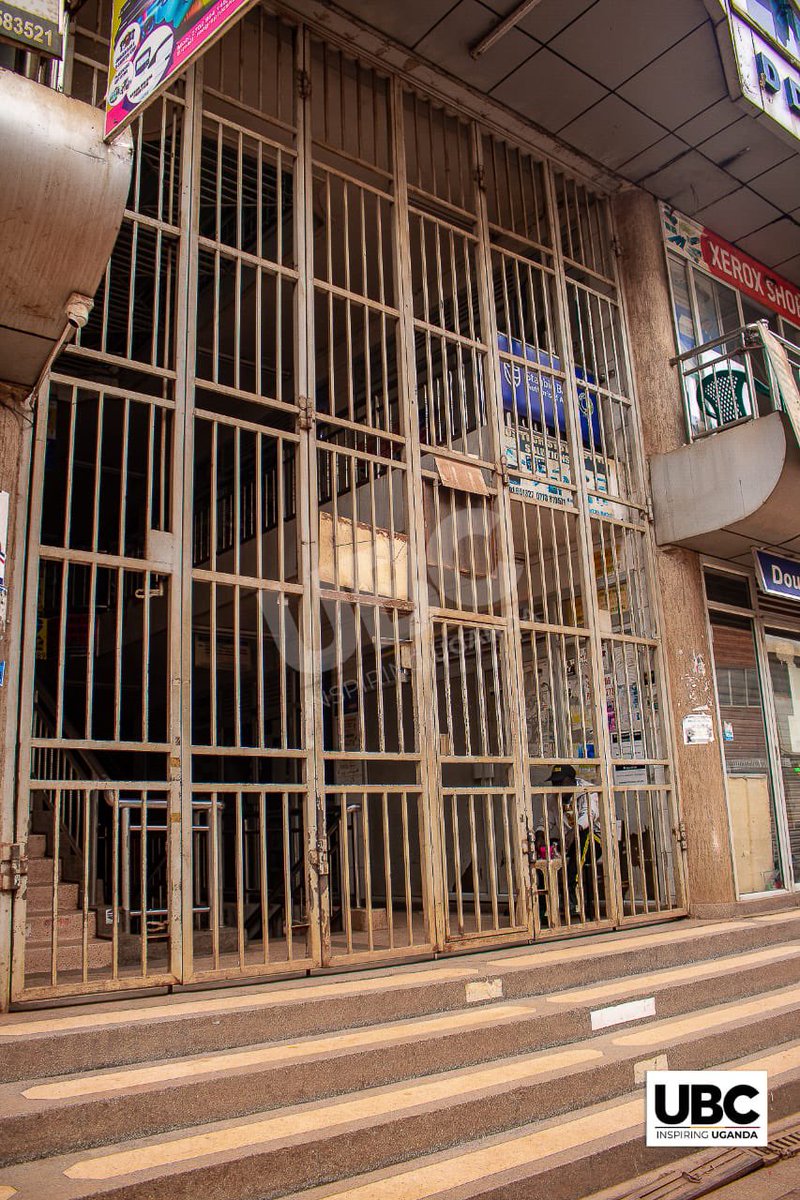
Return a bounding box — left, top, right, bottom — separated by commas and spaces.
662, 203, 800, 327
105, 0, 255, 138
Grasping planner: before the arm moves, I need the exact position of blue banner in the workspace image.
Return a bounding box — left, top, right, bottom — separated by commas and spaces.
497, 334, 602, 449
754, 549, 800, 602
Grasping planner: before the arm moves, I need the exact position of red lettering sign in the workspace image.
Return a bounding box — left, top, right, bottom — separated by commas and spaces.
700, 227, 800, 326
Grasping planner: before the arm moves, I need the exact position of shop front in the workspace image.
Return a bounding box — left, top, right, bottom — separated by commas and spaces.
658, 202, 800, 902
704, 562, 800, 898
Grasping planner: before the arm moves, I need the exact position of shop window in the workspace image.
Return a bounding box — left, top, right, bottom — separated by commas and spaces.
705, 570, 752, 608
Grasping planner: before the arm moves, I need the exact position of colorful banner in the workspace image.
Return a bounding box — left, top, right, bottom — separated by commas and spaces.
662, 202, 800, 327
105, 0, 254, 138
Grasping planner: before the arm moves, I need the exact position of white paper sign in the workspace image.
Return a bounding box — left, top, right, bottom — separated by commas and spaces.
683, 712, 714, 745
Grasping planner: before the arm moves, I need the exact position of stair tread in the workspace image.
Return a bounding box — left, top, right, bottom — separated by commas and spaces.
276, 1042, 800, 1200
2, 941, 799, 1108
1, 1038, 798, 1200
3, 913, 800, 1097
1, 971, 798, 1178
4, 913, 800, 1042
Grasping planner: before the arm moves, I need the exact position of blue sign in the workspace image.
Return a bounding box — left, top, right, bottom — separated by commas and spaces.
497, 333, 602, 449
754, 549, 800, 603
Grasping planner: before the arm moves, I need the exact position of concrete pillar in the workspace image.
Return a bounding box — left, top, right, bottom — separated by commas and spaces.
613, 188, 737, 911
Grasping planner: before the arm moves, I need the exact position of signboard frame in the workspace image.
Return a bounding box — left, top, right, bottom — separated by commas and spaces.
662, 202, 800, 328
0, 0, 62, 57
753, 548, 800, 604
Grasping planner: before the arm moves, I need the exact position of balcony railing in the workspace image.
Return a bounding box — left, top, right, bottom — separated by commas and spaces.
672, 322, 800, 443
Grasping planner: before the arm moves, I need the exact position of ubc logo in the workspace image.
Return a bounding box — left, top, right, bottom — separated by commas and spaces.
646, 1071, 768, 1147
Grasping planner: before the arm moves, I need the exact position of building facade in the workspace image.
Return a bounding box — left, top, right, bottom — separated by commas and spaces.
0, 0, 798, 1008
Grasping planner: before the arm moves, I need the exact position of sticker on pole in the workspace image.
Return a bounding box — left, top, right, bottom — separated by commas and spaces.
105, 0, 255, 138
646, 1071, 768, 1147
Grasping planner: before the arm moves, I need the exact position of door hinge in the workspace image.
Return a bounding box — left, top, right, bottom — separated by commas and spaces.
1, 842, 27, 893
674, 821, 688, 854
298, 395, 315, 431
474, 163, 486, 191
297, 68, 312, 100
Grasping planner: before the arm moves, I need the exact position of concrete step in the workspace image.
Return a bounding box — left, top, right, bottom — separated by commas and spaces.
3, 912, 800, 1083
25, 882, 80, 913
0, 1027, 797, 1199
26, 910, 98, 944
23, 939, 114, 976
26, 856, 62, 886
1, 940, 800, 1166
267, 1049, 800, 1200
27, 834, 47, 858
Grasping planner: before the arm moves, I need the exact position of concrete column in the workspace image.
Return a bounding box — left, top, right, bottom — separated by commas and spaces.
0, 388, 34, 1009
613, 188, 737, 911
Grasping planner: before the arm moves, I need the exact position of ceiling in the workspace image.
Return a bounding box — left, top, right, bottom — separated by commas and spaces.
317, 0, 800, 284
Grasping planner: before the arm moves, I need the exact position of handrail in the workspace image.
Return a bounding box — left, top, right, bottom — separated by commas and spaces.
672, 320, 800, 443
669, 322, 766, 366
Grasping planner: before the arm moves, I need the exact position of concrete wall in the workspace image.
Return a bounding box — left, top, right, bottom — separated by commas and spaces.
613, 188, 738, 911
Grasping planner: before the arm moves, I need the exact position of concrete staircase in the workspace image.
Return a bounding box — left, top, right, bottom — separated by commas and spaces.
1, 912, 800, 1199
24, 833, 113, 977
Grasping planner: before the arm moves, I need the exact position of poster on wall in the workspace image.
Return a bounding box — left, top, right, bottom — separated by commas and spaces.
105, 0, 256, 138
661, 202, 800, 327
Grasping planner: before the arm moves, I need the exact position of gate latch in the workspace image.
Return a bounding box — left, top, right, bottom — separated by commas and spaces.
309, 843, 329, 879
0, 842, 27, 893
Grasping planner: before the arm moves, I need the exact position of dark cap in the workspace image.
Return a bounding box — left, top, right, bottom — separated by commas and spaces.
546, 764, 577, 786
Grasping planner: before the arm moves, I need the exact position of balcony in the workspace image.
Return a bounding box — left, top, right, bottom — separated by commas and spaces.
650, 323, 800, 563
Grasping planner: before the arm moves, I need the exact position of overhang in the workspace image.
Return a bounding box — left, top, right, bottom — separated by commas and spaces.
0, 71, 133, 398
650, 411, 800, 563
290, 0, 800, 286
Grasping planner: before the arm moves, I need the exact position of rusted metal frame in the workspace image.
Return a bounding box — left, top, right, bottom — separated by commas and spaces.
64, 344, 178, 384
174, 63, 204, 985
193, 406, 301, 444
197, 233, 300, 279
201, 92, 295, 143
10, 375, 62, 1000
313, 60, 425, 952
46, 375, 173, 417
390, 75, 447, 953
194, 379, 299, 420
438, 122, 528, 942
544, 166, 622, 930
298, 23, 329, 968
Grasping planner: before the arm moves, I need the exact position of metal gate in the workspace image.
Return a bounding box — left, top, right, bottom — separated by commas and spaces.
9, 3, 685, 1003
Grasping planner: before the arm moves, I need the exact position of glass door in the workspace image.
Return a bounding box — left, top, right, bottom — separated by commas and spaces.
765, 632, 800, 889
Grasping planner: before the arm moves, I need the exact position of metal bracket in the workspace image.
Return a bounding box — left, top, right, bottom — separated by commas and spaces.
297, 69, 312, 100
0, 842, 27, 893
674, 821, 688, 854
474, 163, 486, 191
298, 396, 315, 431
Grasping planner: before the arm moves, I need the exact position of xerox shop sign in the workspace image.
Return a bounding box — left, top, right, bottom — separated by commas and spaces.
662, 203, 800, 326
